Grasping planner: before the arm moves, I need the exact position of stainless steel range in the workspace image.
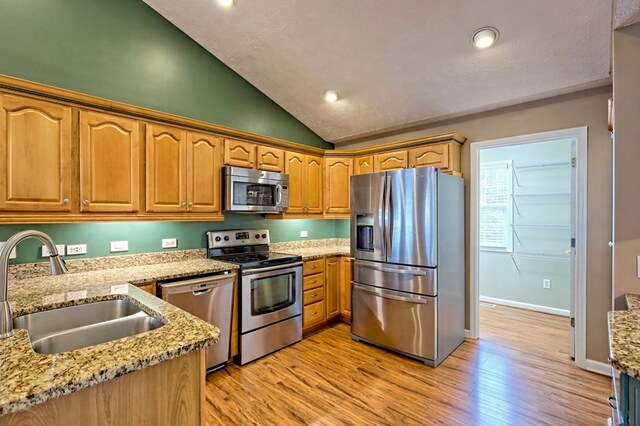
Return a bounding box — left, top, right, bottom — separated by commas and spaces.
207, 229, 302, 365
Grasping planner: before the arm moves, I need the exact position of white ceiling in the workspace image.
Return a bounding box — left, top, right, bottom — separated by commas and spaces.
614, 0, 640, 28
144, 0, 613, 143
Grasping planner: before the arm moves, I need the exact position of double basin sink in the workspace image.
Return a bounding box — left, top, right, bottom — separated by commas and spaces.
13, 299, 165, 354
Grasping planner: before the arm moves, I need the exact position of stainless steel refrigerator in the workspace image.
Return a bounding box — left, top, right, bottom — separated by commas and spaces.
350, 167, 464, 367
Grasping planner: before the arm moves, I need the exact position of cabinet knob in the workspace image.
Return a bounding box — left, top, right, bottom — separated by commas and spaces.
188, 202, 193, 207
181, 202, 187, 208
62, 198, 69, 206
83, 200, 90, 206
259, 162, 263, 165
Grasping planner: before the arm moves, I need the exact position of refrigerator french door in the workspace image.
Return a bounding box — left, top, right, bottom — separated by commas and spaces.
350, 167, 464, 367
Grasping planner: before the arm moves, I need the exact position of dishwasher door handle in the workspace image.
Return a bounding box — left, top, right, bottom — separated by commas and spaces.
192, 288, 213, 296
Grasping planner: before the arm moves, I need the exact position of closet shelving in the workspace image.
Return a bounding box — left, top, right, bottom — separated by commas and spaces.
509, 158, 572, 273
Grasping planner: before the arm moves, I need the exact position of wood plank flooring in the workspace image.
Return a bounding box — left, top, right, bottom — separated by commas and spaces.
204, 305, 611, 425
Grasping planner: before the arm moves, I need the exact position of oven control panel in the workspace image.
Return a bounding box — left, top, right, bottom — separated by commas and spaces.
207, 229, 270, 248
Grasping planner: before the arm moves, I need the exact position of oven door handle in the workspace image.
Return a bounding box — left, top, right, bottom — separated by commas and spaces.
242, 261, 303, 275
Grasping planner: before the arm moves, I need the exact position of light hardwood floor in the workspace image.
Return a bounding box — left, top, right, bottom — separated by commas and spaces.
205, 305, 611, 425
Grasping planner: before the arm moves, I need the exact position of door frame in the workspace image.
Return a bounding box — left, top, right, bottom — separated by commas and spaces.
469, 126, 588, 369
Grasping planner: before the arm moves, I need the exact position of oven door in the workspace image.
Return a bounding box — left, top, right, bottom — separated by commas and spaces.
241, 263, 302, 333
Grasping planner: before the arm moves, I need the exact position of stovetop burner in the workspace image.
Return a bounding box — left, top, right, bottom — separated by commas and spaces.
206, 229, 302, 270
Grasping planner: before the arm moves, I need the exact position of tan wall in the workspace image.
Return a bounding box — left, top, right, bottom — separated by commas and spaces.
338, 85, 613, 363
613, 23, 640, 307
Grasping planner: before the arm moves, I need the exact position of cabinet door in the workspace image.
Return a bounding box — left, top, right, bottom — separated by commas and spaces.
256, 145, 284, 172
375, 150, 408, 171
325, 256, 340, 320
409, 143, 450, 170
340, 257, 352, 319
324, 157, 352, 214
146, 124, 187, 212
186, 132, 221, 213
79, 111, 140, 212
305, 155, 324, 214
285, 151, 305, 213
0, 94, 72, 211
355, 155, 375, 175
223, 139, 255, 168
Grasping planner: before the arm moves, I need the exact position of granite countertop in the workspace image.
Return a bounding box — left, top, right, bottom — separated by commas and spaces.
270, 239, 351, 260
608, 294, 640, 379
1, 258, 238, 416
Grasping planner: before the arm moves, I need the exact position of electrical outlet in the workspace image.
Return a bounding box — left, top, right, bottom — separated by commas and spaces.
41, 244, 66, 257
543, 279, 551, 289
110, 241, 128, 253
300, 230, 308, 238
0, 242, 17, 260
162, 238, 178, 249
66, 244, 87, 255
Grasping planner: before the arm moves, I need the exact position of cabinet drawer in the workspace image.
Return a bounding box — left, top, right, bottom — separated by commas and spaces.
303, 259, 325, 276
303, 301, 325, 328
303, 287, 325, 305
303, 273, 325, 291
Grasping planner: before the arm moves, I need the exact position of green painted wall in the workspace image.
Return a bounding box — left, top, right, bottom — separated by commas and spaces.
0, 0, 329, 148
0, 216, 343, 264
0, 0, 347, 264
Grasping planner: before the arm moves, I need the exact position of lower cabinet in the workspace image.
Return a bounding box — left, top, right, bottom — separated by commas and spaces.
303, 259, 326, 331
325, 256, 340, 321
617, 372, 640, 426
339, 257, 352, 322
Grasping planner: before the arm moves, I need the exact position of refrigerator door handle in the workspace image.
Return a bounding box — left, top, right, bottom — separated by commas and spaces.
353, 283, 428, 304
384, 174, 391, 257
353, 260, 429, 275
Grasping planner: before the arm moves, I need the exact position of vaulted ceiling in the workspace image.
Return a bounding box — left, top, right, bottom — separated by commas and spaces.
145, 0, 614, 143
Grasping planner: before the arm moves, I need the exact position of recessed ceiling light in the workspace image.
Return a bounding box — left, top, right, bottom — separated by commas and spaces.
217, 0, 236, 8
324, 90, 338, 103
472, 27, 499, 49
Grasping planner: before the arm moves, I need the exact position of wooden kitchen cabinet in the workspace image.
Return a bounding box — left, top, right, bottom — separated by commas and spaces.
340, 256, 352, 322
409, 142, 461, 173
375, 150, 408, 171
223, 138, 256, 168
79, 111, 140, 213
355, 155, 375, 175
256, 145, 284, 172
303, 258, 326, 332
146, 124, 222, 214
186, 132, 222, 213
285, 151, 323, 215
135, 280, 156, 295
325, 256, 340, 320
0, 94, 72, 211
324, 157, 352, 216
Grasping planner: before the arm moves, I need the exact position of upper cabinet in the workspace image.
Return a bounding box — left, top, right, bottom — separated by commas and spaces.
146, 124, 187, 213
223, 138, 255, 168
409, 142, 460, 174
79, 111, 140, 212
146, 124, 222, 215
375, 150, 408, 171
324, 157, 352, 216
285, 152, 323, 215
0, 94, 72, 211
354, 155, 375, 175
256, 145, 284, 172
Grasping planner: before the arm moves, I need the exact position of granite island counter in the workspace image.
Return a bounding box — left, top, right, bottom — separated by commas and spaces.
0, 256, 237, 425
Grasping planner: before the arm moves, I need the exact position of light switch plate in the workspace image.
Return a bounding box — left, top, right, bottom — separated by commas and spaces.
67, 244, 87, 255
162, 238, 178, 249
300, 230, 308, 238
0, 242, 17, 260
41, 244, 66, 257
110, 241, 129, 253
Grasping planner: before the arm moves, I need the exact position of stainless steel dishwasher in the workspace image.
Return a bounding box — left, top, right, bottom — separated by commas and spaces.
159, 271, 235, 373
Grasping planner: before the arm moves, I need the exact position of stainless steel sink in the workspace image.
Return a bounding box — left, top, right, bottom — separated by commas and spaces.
13, 299, 165, 354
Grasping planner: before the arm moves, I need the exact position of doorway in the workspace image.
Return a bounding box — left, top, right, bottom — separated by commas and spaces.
469, 127, 588, 369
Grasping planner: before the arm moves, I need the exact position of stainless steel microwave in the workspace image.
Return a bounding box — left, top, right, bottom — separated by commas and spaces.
223, 166, 289, 213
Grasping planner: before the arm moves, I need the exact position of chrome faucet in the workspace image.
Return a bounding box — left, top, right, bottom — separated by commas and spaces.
0, 230, 67, 338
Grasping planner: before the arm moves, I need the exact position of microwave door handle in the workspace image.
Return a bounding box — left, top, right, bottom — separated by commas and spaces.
276, 184, 283, 206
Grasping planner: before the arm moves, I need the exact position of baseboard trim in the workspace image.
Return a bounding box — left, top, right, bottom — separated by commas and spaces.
479, 296, 570, 317
585, 359, 612, 377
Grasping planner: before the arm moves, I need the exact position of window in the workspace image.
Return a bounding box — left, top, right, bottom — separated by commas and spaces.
479, 161, 513, 252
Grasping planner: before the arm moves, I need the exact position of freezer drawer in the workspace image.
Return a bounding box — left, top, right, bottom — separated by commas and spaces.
351, 283, 437, 361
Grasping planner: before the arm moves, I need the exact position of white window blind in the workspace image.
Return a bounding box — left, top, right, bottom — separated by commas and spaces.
480, 161, 513, 252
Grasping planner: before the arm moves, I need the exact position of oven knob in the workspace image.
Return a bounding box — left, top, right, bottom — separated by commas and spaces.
223, 236, 230, 241
262, 233, 267, 239
215, 236, 221, 242
255, 234, 260, 239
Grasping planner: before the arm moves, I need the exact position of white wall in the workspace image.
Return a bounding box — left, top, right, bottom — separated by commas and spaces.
479, 139, 572, 313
